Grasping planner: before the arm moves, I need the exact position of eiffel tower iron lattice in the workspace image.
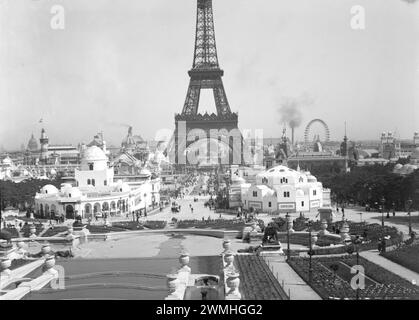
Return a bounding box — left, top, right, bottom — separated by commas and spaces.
181, 0, 231, 117
171, 0, 242, 166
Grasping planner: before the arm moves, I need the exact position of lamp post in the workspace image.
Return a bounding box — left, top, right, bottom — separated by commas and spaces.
406, 199, 413, 235
308, 221, 313, 284
286, 212, 290, 261
380, 197, 386, 228
352, 235, 362, 300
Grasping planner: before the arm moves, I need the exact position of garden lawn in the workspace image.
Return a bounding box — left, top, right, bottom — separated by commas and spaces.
382, 243, 419, 274
288, 255, 419, 299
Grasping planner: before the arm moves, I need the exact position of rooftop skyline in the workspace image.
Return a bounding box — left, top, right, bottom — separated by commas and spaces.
1, 0, 418, 150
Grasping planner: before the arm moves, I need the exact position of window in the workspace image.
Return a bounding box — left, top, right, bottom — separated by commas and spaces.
92, 179, 95, 186
69, 194, 71, 198
104, 180, 107, 186
301, 201, 304, 206
283, 191, 290, 198
87, 179, 91, 185
253, 191, 257, 197
313, 190, 317, 196
89, 163, 94, 171
268, 202, 272, 207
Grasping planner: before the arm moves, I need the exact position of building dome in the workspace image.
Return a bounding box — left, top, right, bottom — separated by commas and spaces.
2, 156, 12, 166
40, 184, 59, 195
27, 134, 38, 151
83, 146, 108, 162
63, 187, 82, 198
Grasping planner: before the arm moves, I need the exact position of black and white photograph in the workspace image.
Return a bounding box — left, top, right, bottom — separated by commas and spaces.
1, 0, 419, 307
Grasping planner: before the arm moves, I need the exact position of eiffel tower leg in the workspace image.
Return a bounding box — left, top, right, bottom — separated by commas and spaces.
182, 82, 201, 115
212, 81, 230, 116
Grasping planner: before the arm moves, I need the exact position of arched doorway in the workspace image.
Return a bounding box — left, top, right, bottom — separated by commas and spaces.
94, 203, 101, 216
110, 201, 116, 215
51, 204, 56, 218
40, 204, 44, 217
102, 202, 109, 218
85, 203, 92, 219
66, 205, 75, 219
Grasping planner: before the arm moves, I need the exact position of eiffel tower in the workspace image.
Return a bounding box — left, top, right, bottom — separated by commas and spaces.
173, 0, 241, 166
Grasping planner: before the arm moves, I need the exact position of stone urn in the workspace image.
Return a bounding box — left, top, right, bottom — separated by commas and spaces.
166, 273, 179, 295
223, 250, 235, 270
178, 252, 191, 273
222, 239, 231, 253
67, 227, 74, 235
225, 272, 241, 299
41, 244, 52, 255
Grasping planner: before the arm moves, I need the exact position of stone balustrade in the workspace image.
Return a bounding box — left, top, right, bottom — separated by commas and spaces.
0, 255, 59, 300
165, 252, 192, 300
221, 240, 241, 300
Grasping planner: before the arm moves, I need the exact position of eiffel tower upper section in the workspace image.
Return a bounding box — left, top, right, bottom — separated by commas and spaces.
180, 0, 235, 119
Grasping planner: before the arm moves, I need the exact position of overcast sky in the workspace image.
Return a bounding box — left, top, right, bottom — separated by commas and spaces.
0, 0, 418, 150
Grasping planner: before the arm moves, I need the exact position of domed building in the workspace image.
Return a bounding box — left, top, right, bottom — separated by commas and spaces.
27, 133, 38, 152
35, 146, 160, 219
242, 165, 326, 213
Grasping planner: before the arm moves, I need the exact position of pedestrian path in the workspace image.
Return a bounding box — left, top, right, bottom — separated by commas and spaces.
360, 250, 419, 286
263, 255, 322, 300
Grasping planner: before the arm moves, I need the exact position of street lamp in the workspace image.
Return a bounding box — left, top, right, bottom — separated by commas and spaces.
406, 199, 413, 235
308, 221, 314, 284
286, 212, 291, 261
353, 235, 362, 300
380, 197, 386, 227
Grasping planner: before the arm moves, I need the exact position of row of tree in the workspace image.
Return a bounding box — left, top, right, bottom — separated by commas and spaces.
0, 178, 64, 211
313, 164, 419, 211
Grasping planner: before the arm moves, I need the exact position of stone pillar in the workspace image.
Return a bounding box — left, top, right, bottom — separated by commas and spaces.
222, 239, 231, 254
318, 219, 329, 236
41, 244, 51, 257
165, 252, 191, 300
223, 250, 236, 273
178, 251, 191, 273
166, 273, 180, 296
225, 272, 241, 300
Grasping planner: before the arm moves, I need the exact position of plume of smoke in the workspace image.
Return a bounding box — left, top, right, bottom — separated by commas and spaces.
277, 93, 314, 129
